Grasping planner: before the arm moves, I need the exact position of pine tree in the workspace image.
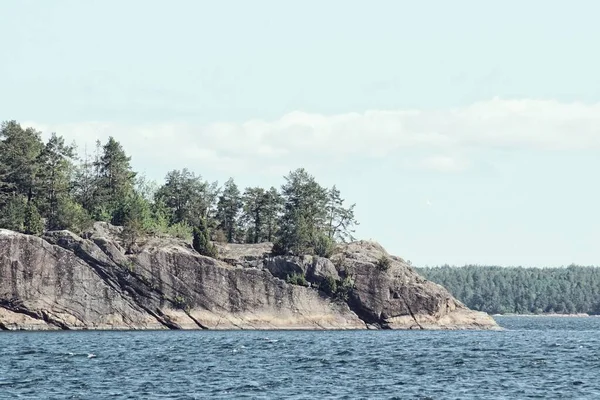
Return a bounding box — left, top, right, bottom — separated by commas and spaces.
0, 195, 26, 231
216, 178, 242, 242
264, 187, 283, 242
155, 169, 219, 227
326, 185, 359, 243
120, 192, 153, 251
241, 187, 266, 243
37, 133, 76, 230
0, 121, 44, 203
23, 202, 43, 235
95, 137, 136, 221
273, 168, 328, 255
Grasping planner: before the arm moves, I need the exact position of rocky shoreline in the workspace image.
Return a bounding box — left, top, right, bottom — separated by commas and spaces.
0, 223, 499, 331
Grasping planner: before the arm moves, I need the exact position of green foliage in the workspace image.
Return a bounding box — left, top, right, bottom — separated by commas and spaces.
192, 218, 218, 258
167, 221, 193, 241
23, 202, 43, 235
37, 133, 76, 230
326, 185, 358, 243
286, 273, 309, 287
320, 276, 338, 296
335, 276, 355, 301
273, 168, 329, 255
155, 169, 219, 227
313, 233, 335, 258
377, 255, 392, 271
118, 192, 153, 250
0, 121, 362, 257
53, 197, 93, 233
215, 178, 242, 243
0, 121, 44, 203
241, 186, 283, 244
0, 196, 26, 231
96, 137, 136, 219
417, 265, 600, 315
173, 295, 190, 311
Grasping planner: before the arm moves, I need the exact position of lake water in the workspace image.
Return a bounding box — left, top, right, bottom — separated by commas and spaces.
1, 316, 600, 399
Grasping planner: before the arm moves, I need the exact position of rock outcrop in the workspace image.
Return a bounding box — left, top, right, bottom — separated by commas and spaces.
0, 224, 499, 331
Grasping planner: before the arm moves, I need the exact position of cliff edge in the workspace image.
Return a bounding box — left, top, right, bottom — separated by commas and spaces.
0, 223, 499, 331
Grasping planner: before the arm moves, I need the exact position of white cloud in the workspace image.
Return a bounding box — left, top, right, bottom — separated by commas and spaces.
418, 155, 470, 173
25, 98, 600, 177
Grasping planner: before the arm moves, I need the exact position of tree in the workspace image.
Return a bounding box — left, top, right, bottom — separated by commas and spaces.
0, 195, 26, 231
325, 185, 359, 243
37, 133, 76, 230
23, 202, 43, 235
273, 168, 328, 255
215, 178, 242, 242
241, 186, 282, 244
72, 145, 98, 216
0, 121, 44, 203
120, 192, 153, 251
53, 196, 92, 234
193, 217, 218, 258
94, 137, 136, 221
241, 187, 266, 243
155, 169, 219, 227
263, 187, 283, 242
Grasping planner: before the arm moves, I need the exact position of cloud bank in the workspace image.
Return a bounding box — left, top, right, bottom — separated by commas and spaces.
26, 98, 600, 177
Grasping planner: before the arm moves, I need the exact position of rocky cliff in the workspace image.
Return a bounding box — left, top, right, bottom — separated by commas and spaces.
0, 223, 499, 331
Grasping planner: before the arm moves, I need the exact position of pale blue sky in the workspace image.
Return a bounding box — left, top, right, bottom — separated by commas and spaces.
2, 0, 599, 267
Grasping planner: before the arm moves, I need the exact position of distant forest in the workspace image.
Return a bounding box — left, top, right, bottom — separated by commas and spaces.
417, 265, 600, 315
0, 120, 358, 257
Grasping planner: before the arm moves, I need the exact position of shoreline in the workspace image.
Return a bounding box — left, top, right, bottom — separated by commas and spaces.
493, 313, 595, 318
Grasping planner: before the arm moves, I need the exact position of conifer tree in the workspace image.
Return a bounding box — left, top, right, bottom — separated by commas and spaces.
273, 168, 328, 255
216, 178, 242, 242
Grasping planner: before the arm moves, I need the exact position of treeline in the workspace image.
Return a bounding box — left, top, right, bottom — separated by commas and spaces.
417, 265, 600, 315
0, 120, 358, 257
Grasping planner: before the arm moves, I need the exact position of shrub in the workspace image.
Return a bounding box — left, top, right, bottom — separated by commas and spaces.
335, 276, 355, 301
167, 222, 193, 241
377, 255, 392, 271
286, 273, 309, 287
313, 233, 335, 258
193, 223, 218, 258
320, 276, 338, 296
212, 228, 228, 243
173, 295, 190, 311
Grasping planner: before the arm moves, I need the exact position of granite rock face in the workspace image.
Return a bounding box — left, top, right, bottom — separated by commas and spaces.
0, 224, 499, 331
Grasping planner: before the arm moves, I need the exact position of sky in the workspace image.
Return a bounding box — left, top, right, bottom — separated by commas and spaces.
2, 0, 599, 267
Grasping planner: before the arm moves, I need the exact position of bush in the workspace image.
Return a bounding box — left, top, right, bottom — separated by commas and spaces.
335, 276, 355, 301
377, 255, 392, 271
286, 273, 309, 287
193, 219, 218, 258
167, 222, 193, 241
320, 276, 338, 296
53, 197, 93, 234
313, 233, 335, 258
212, 228, 228, 243
173, 295, 190, 311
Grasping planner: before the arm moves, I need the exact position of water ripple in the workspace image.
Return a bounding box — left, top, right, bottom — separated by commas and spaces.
1, 317, 600, 399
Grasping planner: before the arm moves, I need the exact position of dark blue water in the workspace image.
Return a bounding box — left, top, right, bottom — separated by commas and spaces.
1, 317, 600, 399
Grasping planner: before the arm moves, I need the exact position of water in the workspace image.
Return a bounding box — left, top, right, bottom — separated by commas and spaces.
1, 316, 600, 399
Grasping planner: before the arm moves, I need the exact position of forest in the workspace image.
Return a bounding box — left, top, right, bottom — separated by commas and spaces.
417, 265, 600, 315
0, 120, 358, 257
